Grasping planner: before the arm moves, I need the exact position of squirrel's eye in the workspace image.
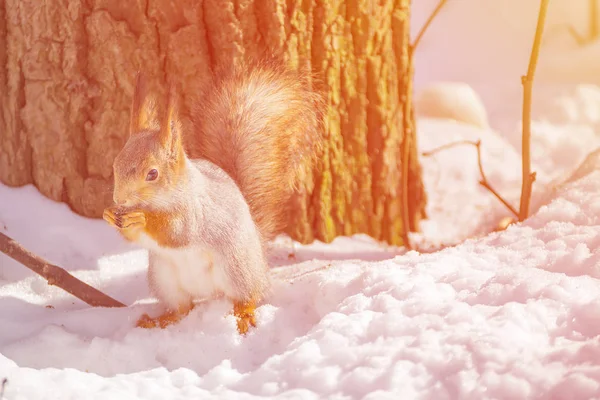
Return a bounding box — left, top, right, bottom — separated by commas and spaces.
146, 168, 158, 181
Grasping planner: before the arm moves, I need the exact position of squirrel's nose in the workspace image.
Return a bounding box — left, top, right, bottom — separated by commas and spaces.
113, 192, 132, 207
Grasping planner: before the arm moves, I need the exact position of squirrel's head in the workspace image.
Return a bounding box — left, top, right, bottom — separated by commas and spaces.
112, 73, 186, 208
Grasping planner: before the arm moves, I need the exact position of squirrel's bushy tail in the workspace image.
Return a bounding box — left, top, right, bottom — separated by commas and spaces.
189, 59, 325, 241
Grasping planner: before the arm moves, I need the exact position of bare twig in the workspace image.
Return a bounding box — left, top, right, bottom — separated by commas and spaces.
568, 1, 600, 44
400, 62, 415, 250
411, 0, 449, 52
398, 0, 449, 250
566, 25, 585, 45
591, 0, 599, 41
0, 378, 7, 399
0, 232, 126, 308
421, 139, 477, 157
422, 140, 519, 217
518, 0, 548, 221
416, 0, 548, 226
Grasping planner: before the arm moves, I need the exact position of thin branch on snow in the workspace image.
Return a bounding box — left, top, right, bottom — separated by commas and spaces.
518, 0, 549, 221
0, 232, 126, 308
0, 378, 6, 399
422, 140, 519, 218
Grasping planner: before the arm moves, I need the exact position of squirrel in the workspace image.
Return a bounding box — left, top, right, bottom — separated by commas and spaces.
103, 59, 325, 334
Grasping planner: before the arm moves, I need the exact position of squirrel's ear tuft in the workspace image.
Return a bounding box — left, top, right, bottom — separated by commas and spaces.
130, 71, 160, 135
159, 83, 183, 154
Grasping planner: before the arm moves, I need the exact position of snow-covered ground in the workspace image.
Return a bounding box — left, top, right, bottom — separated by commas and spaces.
3, 1, 600, 399
3, 130, 600, 399
2, 145, 600, 399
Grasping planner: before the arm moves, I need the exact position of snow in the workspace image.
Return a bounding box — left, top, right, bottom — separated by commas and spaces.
3, 1, 600, 399
5, 159, 600, 399
4, 167, 600, 399
415, 82, 490, 129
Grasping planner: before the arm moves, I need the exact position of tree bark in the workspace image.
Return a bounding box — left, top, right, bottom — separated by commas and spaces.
0, 0, 426, 246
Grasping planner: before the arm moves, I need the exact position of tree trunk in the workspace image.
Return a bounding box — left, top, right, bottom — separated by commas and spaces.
0, 0, 426, 246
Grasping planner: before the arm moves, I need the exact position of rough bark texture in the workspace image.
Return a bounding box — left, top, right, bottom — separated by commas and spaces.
0, 0, 426, 246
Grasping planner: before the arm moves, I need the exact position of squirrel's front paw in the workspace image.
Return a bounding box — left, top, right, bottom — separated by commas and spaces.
102, 206, 120, 228
103, 206, 147, 241
103, 206, 146, 229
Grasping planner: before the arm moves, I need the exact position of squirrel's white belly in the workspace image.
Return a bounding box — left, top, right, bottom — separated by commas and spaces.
138, 233, 229, 308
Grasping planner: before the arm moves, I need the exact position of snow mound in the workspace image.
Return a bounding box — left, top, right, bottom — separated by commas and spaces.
415, 82, 489, 129
549, 84, 600, 126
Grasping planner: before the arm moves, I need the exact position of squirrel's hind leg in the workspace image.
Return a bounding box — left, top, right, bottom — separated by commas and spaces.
232, 299, 257, 335
136, 302, 194, 329
137, 253, 195, 329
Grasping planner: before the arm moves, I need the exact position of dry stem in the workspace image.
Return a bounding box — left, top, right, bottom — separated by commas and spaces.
518, 0, 548, 221
399, 0, 449, 249
566, 25, 585, 45
0, 378, 6, 400
400, 61, 414, 250
592, 0, 599, 41
566, 0, 598, 45
0, 232, 126, 308
422, 140, 519, 217
411, 0, 449, 52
